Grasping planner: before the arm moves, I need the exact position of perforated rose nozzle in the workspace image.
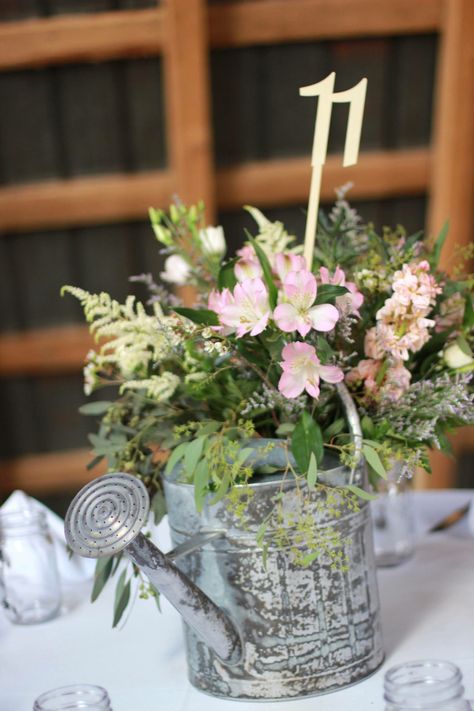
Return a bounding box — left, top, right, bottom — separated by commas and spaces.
65, 472, 149, 558
64, 472, 242, 666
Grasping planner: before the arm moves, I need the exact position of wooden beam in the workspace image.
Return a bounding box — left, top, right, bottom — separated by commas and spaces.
0, 148, 430, 233
217, 147, 431, 210
0, 0, 443, 72
0, 325, 92, 376
0, 170, 174, 232
428, 0, 474, 259
0, 8, 164, 71
0, 448, 105, 495
425, 0, 474, 489
163, 0, 216, 222
209, 0, 443, 48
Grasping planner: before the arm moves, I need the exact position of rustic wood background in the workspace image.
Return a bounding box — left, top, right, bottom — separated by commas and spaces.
0, 0, 472, 506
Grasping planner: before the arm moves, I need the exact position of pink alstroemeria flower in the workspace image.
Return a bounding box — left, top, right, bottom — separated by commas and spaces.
278, 342, 344, 399
219, 278, 271, 337
208, 288, 234, 335
319, 265, 364, 317
273, 269, 339, 337
234, 245, 263, 282
273, 253, 306, 283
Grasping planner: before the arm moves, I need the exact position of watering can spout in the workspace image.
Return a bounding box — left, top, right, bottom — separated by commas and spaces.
64, 472, 242, 666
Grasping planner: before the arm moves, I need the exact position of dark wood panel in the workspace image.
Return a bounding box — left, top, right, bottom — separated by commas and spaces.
0, 70, 61, 184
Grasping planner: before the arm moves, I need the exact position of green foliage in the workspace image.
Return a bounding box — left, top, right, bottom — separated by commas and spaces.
246, 233, 278, 309
113, 569, 131, 628
173, 307, 219, 326
291, 412, 324, 474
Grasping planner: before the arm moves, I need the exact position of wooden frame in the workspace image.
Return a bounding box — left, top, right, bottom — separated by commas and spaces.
0, 0, 471, 493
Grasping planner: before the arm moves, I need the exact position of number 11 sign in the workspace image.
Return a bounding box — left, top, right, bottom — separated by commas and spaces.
300, 73, 367, 266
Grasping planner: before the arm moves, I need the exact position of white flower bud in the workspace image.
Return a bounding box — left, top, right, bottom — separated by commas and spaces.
160, 255, 191, 286
444, 342, 474, 369
199, 226, 226, 257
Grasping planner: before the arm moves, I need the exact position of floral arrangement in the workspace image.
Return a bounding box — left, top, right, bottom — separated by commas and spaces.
63, 186, 473, 623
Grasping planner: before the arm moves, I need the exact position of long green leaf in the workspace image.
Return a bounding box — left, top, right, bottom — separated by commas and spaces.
217, 259, 238, 290
91, 556, 114, 603
194, 458, 210, 512
184, 436, 206, 480
345, 484, 377, 501
112, 570, 131, 628
79, 401, 112, 416
174, 307, 218, 326
429, 220, 449, 268
314, 284, 348, 305
463, 292, 474, 330
307, 452, 318, 489
164, 442, 188, 476
246, 234, 278, 309
151, 491, 167, 525
362, 444, 387, 479
291, 412, 324, 473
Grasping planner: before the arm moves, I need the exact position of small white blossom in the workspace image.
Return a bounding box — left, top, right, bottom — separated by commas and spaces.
160, 255, 191, 285
121, 372, 180, 401
444, 342, 474, 369
199, 226, 226, 257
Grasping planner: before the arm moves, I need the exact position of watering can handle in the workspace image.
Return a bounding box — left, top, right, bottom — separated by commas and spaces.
336, 382, 364, 486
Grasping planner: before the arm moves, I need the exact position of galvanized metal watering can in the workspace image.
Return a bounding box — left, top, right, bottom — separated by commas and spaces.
65, 384, 384, 700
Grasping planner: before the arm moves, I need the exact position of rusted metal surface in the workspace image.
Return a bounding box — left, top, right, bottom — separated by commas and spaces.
164, 459, 384, 700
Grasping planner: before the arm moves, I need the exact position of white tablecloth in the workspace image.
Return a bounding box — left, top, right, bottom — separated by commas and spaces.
1, 490, 473, 711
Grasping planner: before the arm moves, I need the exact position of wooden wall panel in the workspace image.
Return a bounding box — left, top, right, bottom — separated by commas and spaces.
0, 0, 471, 495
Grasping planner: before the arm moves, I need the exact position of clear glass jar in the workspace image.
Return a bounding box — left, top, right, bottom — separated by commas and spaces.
0, 508, 61, 624
371, 461, 416, 567
33, 684, 112, 710
384, 660, 471, 710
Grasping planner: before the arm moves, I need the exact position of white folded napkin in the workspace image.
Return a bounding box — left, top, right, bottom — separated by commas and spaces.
1, 490, 95, 583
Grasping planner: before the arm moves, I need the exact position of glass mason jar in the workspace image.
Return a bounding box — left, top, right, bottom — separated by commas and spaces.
371, 461, 416, 567
33, 684, 113, 710
384, 660, 472, 711
0, 508, 61, 624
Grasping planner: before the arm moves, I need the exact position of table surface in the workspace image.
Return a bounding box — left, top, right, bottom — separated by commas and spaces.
1, 490, 474, 711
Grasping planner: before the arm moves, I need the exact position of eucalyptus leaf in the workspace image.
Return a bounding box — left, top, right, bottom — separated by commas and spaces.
151, 491, 167, 525
345, 484, 377, 501
194, 458, 209, 512
164, 442, 188, 476
323, 418, 345, 440
112, 570, 131, 628
362, 444, 387, 479
79, 401, 112, 416
184, 436, 206, 480
276, 422, 295, 436
91, 556, 113, 603
307, 452, 318, 489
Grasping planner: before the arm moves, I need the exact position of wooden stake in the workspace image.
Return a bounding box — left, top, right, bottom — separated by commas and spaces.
301, 73, 367, 267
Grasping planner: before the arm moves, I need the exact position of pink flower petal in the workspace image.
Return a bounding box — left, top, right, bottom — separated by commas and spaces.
250, 312, 270, 336
308, 303, 339, 332
273, 303, 299, 333
305, 379, 320, 398
319, 365, 344, 384
278, 371, 305, 398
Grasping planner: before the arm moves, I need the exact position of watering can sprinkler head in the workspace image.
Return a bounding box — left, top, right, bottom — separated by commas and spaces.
65, 472, 242, 666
